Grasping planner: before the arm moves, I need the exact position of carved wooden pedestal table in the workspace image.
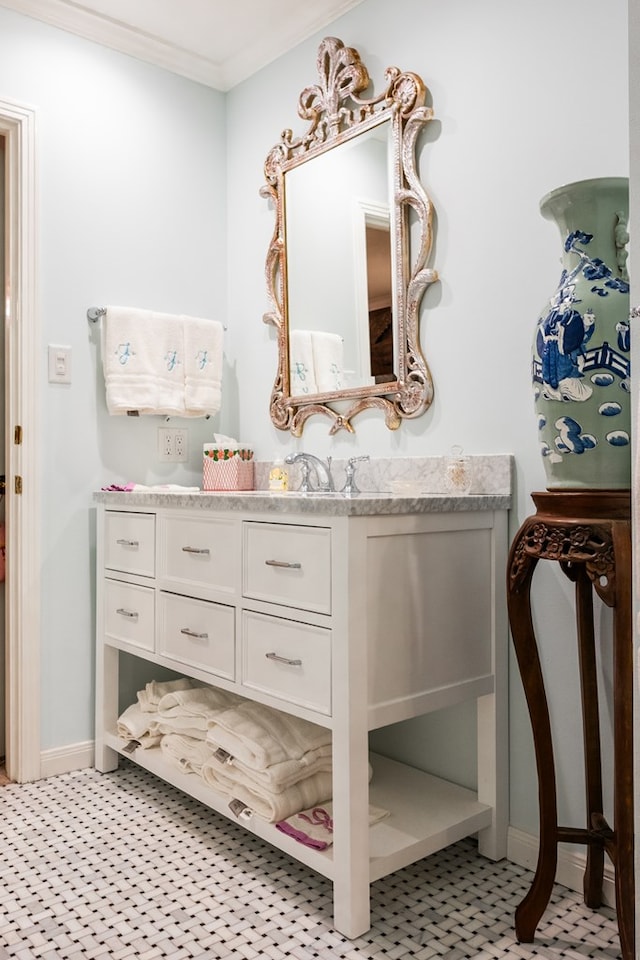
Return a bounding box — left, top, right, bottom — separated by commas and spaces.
507, 491, 633, 959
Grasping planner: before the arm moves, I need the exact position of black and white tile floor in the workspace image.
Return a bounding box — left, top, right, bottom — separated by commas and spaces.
0, 761, 622, 959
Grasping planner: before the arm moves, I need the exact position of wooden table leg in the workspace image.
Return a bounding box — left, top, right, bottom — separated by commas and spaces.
507, 533, 558, 943
573, 565, 604, 908
611, 521, 634, 960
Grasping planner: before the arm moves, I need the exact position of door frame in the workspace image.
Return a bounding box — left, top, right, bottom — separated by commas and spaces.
1, 96, 40, 783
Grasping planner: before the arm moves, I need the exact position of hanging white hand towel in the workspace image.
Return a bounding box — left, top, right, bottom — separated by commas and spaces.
183, 316, 224, 416
311, 331, 343, 393
102, 306, 186, 415
289, 330, 318, 396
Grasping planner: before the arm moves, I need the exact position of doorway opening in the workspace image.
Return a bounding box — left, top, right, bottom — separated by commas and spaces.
1, 97, 40, 783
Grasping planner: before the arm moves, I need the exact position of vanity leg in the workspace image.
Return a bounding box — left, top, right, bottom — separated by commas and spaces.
477, 690, 508, 860
477, 511, 509, 861
330, 662, 371, 938
331, 757, 372, 939
330, 522, 371, 939
94, 642, 120, 773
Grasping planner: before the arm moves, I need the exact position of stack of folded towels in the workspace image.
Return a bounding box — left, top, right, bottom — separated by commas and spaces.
201, 698, 333, 822
117, 679, 334, 824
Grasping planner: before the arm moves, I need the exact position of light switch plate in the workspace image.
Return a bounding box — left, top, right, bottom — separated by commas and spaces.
48, 344, 72, 384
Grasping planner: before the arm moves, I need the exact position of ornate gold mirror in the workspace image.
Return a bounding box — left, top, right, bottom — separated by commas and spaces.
262, 36, 438, 436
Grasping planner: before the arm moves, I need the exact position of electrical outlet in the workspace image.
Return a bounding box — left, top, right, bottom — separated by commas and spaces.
158, 427, 175, 461
158, 427, 188, 462
174, 429, 188, 462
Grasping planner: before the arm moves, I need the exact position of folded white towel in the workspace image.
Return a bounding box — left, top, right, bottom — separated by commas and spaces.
155, 686, 240, 735
206, 700, 331, 771
201, 759, 333, 822
312, 331, 343, 393
102, 306, 186, 416
289, 330, 318, 396
183, 316, 224, 417
208, 742, 332, 791
116, 703, 162, 749
275, 801, 390, 850
161, 734, 216, 776
137, 678, 198, 714
150, 720, 209, 740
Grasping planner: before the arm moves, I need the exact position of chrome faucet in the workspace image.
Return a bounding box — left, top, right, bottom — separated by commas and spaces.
341, 455, 370, 496
285, 452, 334, 492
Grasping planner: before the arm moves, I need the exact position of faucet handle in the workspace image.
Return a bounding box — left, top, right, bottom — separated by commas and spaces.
298, 459, 312, 493
341, 455, 370, 495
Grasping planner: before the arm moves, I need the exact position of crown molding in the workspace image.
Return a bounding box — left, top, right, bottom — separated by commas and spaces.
0, 0, 365, 91
0, 0, 226, 88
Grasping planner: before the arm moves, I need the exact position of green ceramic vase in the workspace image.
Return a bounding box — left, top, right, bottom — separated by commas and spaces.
532, 176, 630, 490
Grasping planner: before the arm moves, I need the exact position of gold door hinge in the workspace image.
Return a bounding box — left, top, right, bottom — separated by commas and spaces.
14, 476, 22, 495
14, 425, 22, 445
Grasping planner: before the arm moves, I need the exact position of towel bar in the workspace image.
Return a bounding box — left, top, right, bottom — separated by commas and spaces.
87, 306, 227, 330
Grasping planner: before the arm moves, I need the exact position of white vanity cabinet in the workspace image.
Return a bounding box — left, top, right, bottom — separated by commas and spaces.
94, 493, 509, 939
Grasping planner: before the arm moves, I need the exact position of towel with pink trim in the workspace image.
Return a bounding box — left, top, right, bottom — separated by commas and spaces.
275, 801, 390, 851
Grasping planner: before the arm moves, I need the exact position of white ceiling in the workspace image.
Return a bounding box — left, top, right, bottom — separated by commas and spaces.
0, 0, 365, 90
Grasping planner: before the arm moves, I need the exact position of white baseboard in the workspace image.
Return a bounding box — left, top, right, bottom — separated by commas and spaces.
507, 826, 615, 908
39, 740, 94, 779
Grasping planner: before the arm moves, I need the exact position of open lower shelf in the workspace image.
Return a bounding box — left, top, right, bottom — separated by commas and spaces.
103, 733, 492, 885
367, 753, 492, 880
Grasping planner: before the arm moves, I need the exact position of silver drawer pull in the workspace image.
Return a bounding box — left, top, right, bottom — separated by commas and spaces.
180, 628, 209, 640
116, 608, 138, 620
264, 559, 302, 569
116, 538, 139, 547
181, 546, 211, 555
266, 651, 302, 666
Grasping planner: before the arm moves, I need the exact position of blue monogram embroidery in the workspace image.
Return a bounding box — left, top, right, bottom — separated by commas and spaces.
165, 349, 180, 372
294, 361, 310, 393
116, 342, 134, 365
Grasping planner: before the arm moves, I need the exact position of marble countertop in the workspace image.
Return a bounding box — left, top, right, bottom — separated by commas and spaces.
94, 489, 511, 516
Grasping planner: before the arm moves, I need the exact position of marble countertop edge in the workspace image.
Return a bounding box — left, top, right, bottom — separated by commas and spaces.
93, 489, 512, 516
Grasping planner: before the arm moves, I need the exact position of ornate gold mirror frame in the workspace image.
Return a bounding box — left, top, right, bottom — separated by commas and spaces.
261, 37, 438, 436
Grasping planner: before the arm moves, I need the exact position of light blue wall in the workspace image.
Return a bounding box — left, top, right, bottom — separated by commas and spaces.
225, 0, 629, 835
0, 6, 227, 749
0, 0, 629, 840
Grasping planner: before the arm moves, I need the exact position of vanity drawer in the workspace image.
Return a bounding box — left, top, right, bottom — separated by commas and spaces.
158, 515, 240, 597
104, 511, 155, 577
243, 522, 331, 614
104, 578, 155, 652
241, 610, 331, 715
158, 591, 235, 681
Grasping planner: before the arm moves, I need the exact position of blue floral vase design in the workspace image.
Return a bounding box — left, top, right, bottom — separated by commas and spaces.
533, 177, 630, 489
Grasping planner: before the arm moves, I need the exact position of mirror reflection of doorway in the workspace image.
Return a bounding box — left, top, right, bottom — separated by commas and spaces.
365, 223, 394, 383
